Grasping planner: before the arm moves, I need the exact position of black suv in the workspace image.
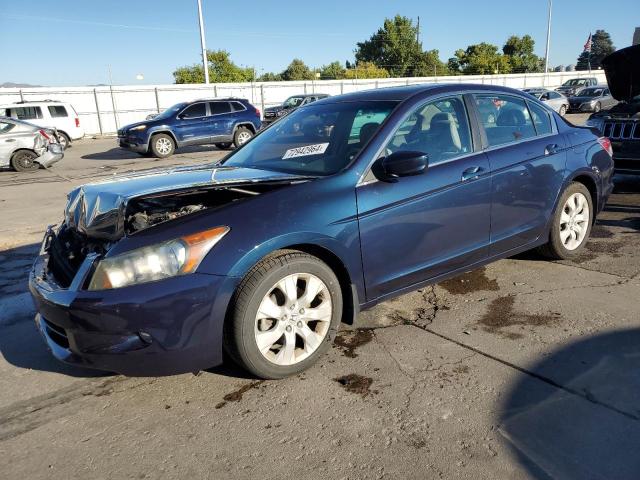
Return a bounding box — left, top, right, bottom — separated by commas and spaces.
586, 45, 640, 174
117, 98, 262, 158
262, 94, 329, 126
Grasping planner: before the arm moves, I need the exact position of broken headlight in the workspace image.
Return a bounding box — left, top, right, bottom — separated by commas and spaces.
88, 226, 229, 290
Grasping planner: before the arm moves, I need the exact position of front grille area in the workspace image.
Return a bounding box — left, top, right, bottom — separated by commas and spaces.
47, 226, 106, 288
603, 121, 640, 140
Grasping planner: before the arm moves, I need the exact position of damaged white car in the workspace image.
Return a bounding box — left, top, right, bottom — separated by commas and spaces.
0, 116, 64, 172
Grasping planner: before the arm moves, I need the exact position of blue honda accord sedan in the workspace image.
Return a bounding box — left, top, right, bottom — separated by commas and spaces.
30, 84, 614, 379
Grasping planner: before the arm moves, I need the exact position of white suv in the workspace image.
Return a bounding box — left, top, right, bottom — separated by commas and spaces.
0, 101, 84, 148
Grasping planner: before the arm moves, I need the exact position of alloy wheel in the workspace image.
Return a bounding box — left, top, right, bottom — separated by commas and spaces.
254, 273, 332, 366
156, 137, 172, 155
237, 131, 252, 145
559, 192, 590, 250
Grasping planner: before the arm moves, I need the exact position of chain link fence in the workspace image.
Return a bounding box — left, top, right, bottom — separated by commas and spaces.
0, 71, 606, 135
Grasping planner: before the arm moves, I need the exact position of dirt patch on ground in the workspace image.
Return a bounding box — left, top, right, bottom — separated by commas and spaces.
439, 267, 500, 295
585, 239, 625, 257
334, 329, 373, 358
590, 225, 615, 239
478, 296, 561, 339
215, 381, 263, 409
334, 374, 374, 397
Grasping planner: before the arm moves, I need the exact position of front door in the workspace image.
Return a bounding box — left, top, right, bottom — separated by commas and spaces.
173, 102, 210, 145
357, 95, 491, 300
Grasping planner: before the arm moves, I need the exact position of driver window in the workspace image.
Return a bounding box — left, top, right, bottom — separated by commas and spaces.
181, 103, 206, 118
385, 96, 472, 164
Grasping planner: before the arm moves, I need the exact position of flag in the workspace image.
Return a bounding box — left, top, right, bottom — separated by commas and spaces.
584, 33, 593, 53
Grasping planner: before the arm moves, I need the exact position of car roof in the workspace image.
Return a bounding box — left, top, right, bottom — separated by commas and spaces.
311, 83, 534, 105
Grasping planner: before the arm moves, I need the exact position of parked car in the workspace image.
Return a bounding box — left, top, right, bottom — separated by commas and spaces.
117, 98, 261, 158
567, 86, 617, 113
30, 84, 613, 379
262, 94, 329, 126
585, 44, 640, 174
0, 116, 63, 171
0, 100, 84, 149
523, 88, 569, 115
555, 77, 598, 97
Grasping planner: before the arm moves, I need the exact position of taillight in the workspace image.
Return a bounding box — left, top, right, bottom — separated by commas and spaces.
75, 117, 80, 127
255, 108, 261, 118
597, 137, 613, 157
39, 129, 51, 141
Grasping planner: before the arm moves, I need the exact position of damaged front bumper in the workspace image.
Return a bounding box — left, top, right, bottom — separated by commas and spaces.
29, 229, 238, 376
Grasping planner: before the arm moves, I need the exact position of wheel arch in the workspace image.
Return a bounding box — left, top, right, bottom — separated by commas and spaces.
148, 129, 179, 148
569, 173, 599, 223
233, 122, 256, 135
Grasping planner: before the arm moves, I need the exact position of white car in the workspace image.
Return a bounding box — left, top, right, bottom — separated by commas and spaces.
0, 101, 84, 148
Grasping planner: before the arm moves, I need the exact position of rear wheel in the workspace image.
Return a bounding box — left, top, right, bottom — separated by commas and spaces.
593, 102, 601, 113
224, 251, 342, 379
215, 142, 232, 150
150, 134, 175, 158
559, 105, 567, 116
233, 127, 253, 148
57, 132, 70, 149
10, 150, 39, 172
538, 182, 593, 259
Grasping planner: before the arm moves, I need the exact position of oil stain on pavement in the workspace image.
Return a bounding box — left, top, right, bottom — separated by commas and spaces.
334, 374, 374, 397
478, 296, 561, 339
334, 329, 374, 358
439, 267, 500, 295
215, 381, 264, 409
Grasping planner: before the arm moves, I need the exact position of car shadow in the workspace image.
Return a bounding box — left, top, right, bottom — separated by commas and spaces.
499, 329, 640, 479
81, 144, 231, 161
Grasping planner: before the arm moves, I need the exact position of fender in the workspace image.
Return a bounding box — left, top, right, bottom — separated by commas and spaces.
232, 122, 257, 135
147, 126, 180, 147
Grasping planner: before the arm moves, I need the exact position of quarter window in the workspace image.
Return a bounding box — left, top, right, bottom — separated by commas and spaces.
527, 101, 553, 136
9, 106, 43, 120
209, 102, 232, 115
476, 95, 536, 147
181, 103, 206, 118
0, 121, 15, 134
47, 105, 68, 118
385, 96, 472, 164
230, 101, 246, 112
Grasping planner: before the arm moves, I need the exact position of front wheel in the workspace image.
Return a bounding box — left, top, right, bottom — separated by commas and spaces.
224, 251, 343, 379
233, 127, 253, 148
537, 182, 593, 259
150, 133, 175, 158
11, 150, 40, 172
57, 132, 70, 149
593, 102, 601, 113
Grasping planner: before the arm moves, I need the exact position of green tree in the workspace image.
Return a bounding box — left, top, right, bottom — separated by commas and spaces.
343, 61, 389, 79
281, 59, 316, 81
354, 15, 446, 77
451, 43, 511, 75
576, 29, 615, 70
319, 61, 346, 79
173, 50, 254, 83
257, 72, 283, 82
502, 35, 542, 73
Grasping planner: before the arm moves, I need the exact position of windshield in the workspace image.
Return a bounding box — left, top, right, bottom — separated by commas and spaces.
154, 102, 187, 121
579, 88, 603, 97
222, 101, 398, 176
283, 96, 305, 108
563, 79, 587, 87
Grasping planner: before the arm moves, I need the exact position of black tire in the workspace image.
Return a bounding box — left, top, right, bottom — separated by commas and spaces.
215, 142, 232, 150
233, 127, 254, 148
537, 182, 593, 260
150, 133, 175, 158
10, 150, 40, 172
559, 105, 567, 116
57, 132, 70, 149
594, 102, 601, 113
224, 250, 343, 379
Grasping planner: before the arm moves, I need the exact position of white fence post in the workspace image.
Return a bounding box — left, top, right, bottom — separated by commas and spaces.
260, 84, 265, 115
93, 88, 103, 136
109, 85, 118, 131
154, 88, 160, 113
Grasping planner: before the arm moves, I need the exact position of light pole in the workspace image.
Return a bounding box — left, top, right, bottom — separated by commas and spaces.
544, 0, 552, 74
196, 0, 210, 84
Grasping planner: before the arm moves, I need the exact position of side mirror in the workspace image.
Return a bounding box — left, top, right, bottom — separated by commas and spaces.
373, 151, 428, 182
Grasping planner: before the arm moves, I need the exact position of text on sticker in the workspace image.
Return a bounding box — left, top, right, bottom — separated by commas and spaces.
282, 143, 329, 159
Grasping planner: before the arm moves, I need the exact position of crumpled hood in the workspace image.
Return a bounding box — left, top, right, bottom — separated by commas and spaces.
602, 44, 640, 102
64, 164, 308, 240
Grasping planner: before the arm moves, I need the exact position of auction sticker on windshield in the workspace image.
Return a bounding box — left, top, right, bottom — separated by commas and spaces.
282, 143, 329, 159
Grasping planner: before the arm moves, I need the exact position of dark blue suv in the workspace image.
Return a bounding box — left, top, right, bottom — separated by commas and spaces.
117, 98, 261, 158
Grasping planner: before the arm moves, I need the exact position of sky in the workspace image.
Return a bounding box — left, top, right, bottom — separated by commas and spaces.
1, 0, 638, 86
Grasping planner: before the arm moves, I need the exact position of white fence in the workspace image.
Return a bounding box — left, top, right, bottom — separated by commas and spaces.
0, 71, 606, 135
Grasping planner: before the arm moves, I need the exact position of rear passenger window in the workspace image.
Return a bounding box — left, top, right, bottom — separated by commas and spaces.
181, 103, 206, 118
476, 95, 536, 147
0, 121, 16, 134
10, 106, 43, 120
47, 105, 68, 117
230, 101, 245, 112
209, 102, 232, 115
527, 101, 553, 135
385, 96, 472, 164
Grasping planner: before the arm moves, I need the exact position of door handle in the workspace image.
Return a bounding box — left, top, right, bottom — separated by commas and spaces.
545, 144, 560, 155
461, 166, 484, 182
5, 138, 16, 142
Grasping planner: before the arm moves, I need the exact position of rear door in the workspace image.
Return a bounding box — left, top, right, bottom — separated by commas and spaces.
357, 95, 491, 299
209, 101, 234, 141
474, 93, 567, 255
173, 102, 209, 145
